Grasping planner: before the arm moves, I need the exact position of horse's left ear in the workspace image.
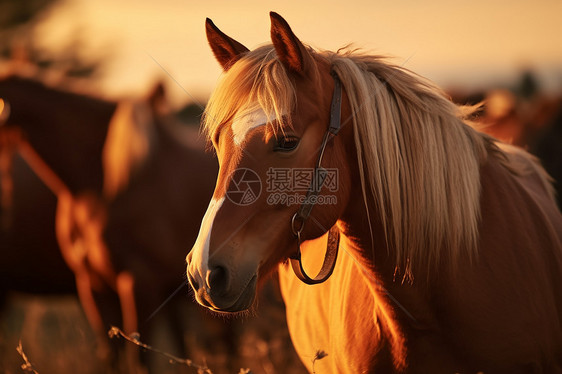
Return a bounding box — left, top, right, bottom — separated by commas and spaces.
146, 81, 169, 116
270, 12, 313, 76
206, 18, 249, 71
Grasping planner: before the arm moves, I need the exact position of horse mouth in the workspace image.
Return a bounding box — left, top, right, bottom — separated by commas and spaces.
200, 274, 258, 313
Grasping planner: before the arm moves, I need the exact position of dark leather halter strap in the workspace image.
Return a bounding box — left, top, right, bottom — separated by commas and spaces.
289, 71, 342, 285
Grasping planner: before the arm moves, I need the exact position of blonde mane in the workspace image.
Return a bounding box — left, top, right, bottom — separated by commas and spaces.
204, 45, 497, 279
329, 51, 493, 279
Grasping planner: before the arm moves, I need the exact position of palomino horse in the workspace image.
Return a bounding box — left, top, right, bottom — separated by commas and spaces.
186, 13, 562, 373
0, 75, 217, 370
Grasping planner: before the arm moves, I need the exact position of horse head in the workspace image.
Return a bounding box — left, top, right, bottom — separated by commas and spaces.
186, 13, 355, 313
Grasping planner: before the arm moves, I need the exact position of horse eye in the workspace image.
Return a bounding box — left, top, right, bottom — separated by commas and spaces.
274, 136, 300, 152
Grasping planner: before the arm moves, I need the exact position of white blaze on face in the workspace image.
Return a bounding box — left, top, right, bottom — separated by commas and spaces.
188, 197, 225, 279
231, 108, 273, 145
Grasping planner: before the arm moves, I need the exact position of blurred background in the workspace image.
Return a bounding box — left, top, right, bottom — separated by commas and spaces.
2, 0, 561, 105
0, 0, 561, 373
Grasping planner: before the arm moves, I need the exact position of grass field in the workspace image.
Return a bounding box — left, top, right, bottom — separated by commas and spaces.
0, 279, 307, 374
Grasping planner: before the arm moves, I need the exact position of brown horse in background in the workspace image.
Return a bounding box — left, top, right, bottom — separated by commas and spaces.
0, 75, 114, 303
471, 89, 562, 208
186, 13, 562, 373
532, 105, 562, 208
0, 74, 217, 371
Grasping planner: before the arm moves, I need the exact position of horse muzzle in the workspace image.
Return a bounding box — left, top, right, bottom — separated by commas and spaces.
186, 257, 258, 313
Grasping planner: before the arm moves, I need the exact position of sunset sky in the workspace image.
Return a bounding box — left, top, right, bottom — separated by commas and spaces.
35, 0, 562, 106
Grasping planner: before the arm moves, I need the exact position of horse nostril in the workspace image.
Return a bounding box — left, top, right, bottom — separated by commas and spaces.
207, 265, 230, 295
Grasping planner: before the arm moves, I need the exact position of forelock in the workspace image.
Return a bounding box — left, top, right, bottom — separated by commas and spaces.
203, 45, 298, 147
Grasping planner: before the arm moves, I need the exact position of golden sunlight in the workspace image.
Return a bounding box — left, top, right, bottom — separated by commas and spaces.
28, 0, 562, 105
1, 2, 562, 372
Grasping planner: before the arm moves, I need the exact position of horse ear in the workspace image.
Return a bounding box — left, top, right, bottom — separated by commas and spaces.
270, 12, 312, 75
206, 18, 249, 71
146, 81, 169, 116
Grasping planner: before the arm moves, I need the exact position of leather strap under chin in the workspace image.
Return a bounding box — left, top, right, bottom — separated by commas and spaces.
289, 225, 340, 285
289, 70, 342, 285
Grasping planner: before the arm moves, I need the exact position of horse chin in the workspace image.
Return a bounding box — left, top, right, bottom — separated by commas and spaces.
198, 274, 258, 314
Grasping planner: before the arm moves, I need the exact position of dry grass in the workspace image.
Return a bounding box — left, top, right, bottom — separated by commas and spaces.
311, 350, 328, 374
16, 340, 39, 374
0, 280, 307, 374
108, 326, 215, 373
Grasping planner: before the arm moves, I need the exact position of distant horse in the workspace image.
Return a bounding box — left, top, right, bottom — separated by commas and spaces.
0, 75, 114, 303
459, 89, 562, 208
532, 105, 562, 208
0, 75, 217, 369
186, 13, 562, 373
0, 131, 76, 299
474, 89, 562, 150
0, 154, 78, 326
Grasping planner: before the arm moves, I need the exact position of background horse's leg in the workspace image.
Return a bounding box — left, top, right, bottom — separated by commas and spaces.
133, 278, 189, 373
116, 271, 147, 374
55, 194, 124, 372
163, 294, 191, 359
56, 193, 110, 364
75, 270, 113, 365
116, 271, 137, 336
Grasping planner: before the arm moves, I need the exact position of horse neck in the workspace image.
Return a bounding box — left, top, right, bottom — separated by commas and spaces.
334, 122, 399, 282
158, 122, 217, 211
125, 118, 216, 217
339, 184, 398, 281
335, 125, 442, 289
336, 149, 442, 337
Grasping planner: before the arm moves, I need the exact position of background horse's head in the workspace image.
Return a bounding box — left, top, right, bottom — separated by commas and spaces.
186, 13, 354, 313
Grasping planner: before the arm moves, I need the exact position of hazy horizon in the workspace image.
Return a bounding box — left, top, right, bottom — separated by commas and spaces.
33, 0, 562, 106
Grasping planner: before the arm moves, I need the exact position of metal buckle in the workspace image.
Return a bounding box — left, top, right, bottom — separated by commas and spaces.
291, 212, 305, 236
